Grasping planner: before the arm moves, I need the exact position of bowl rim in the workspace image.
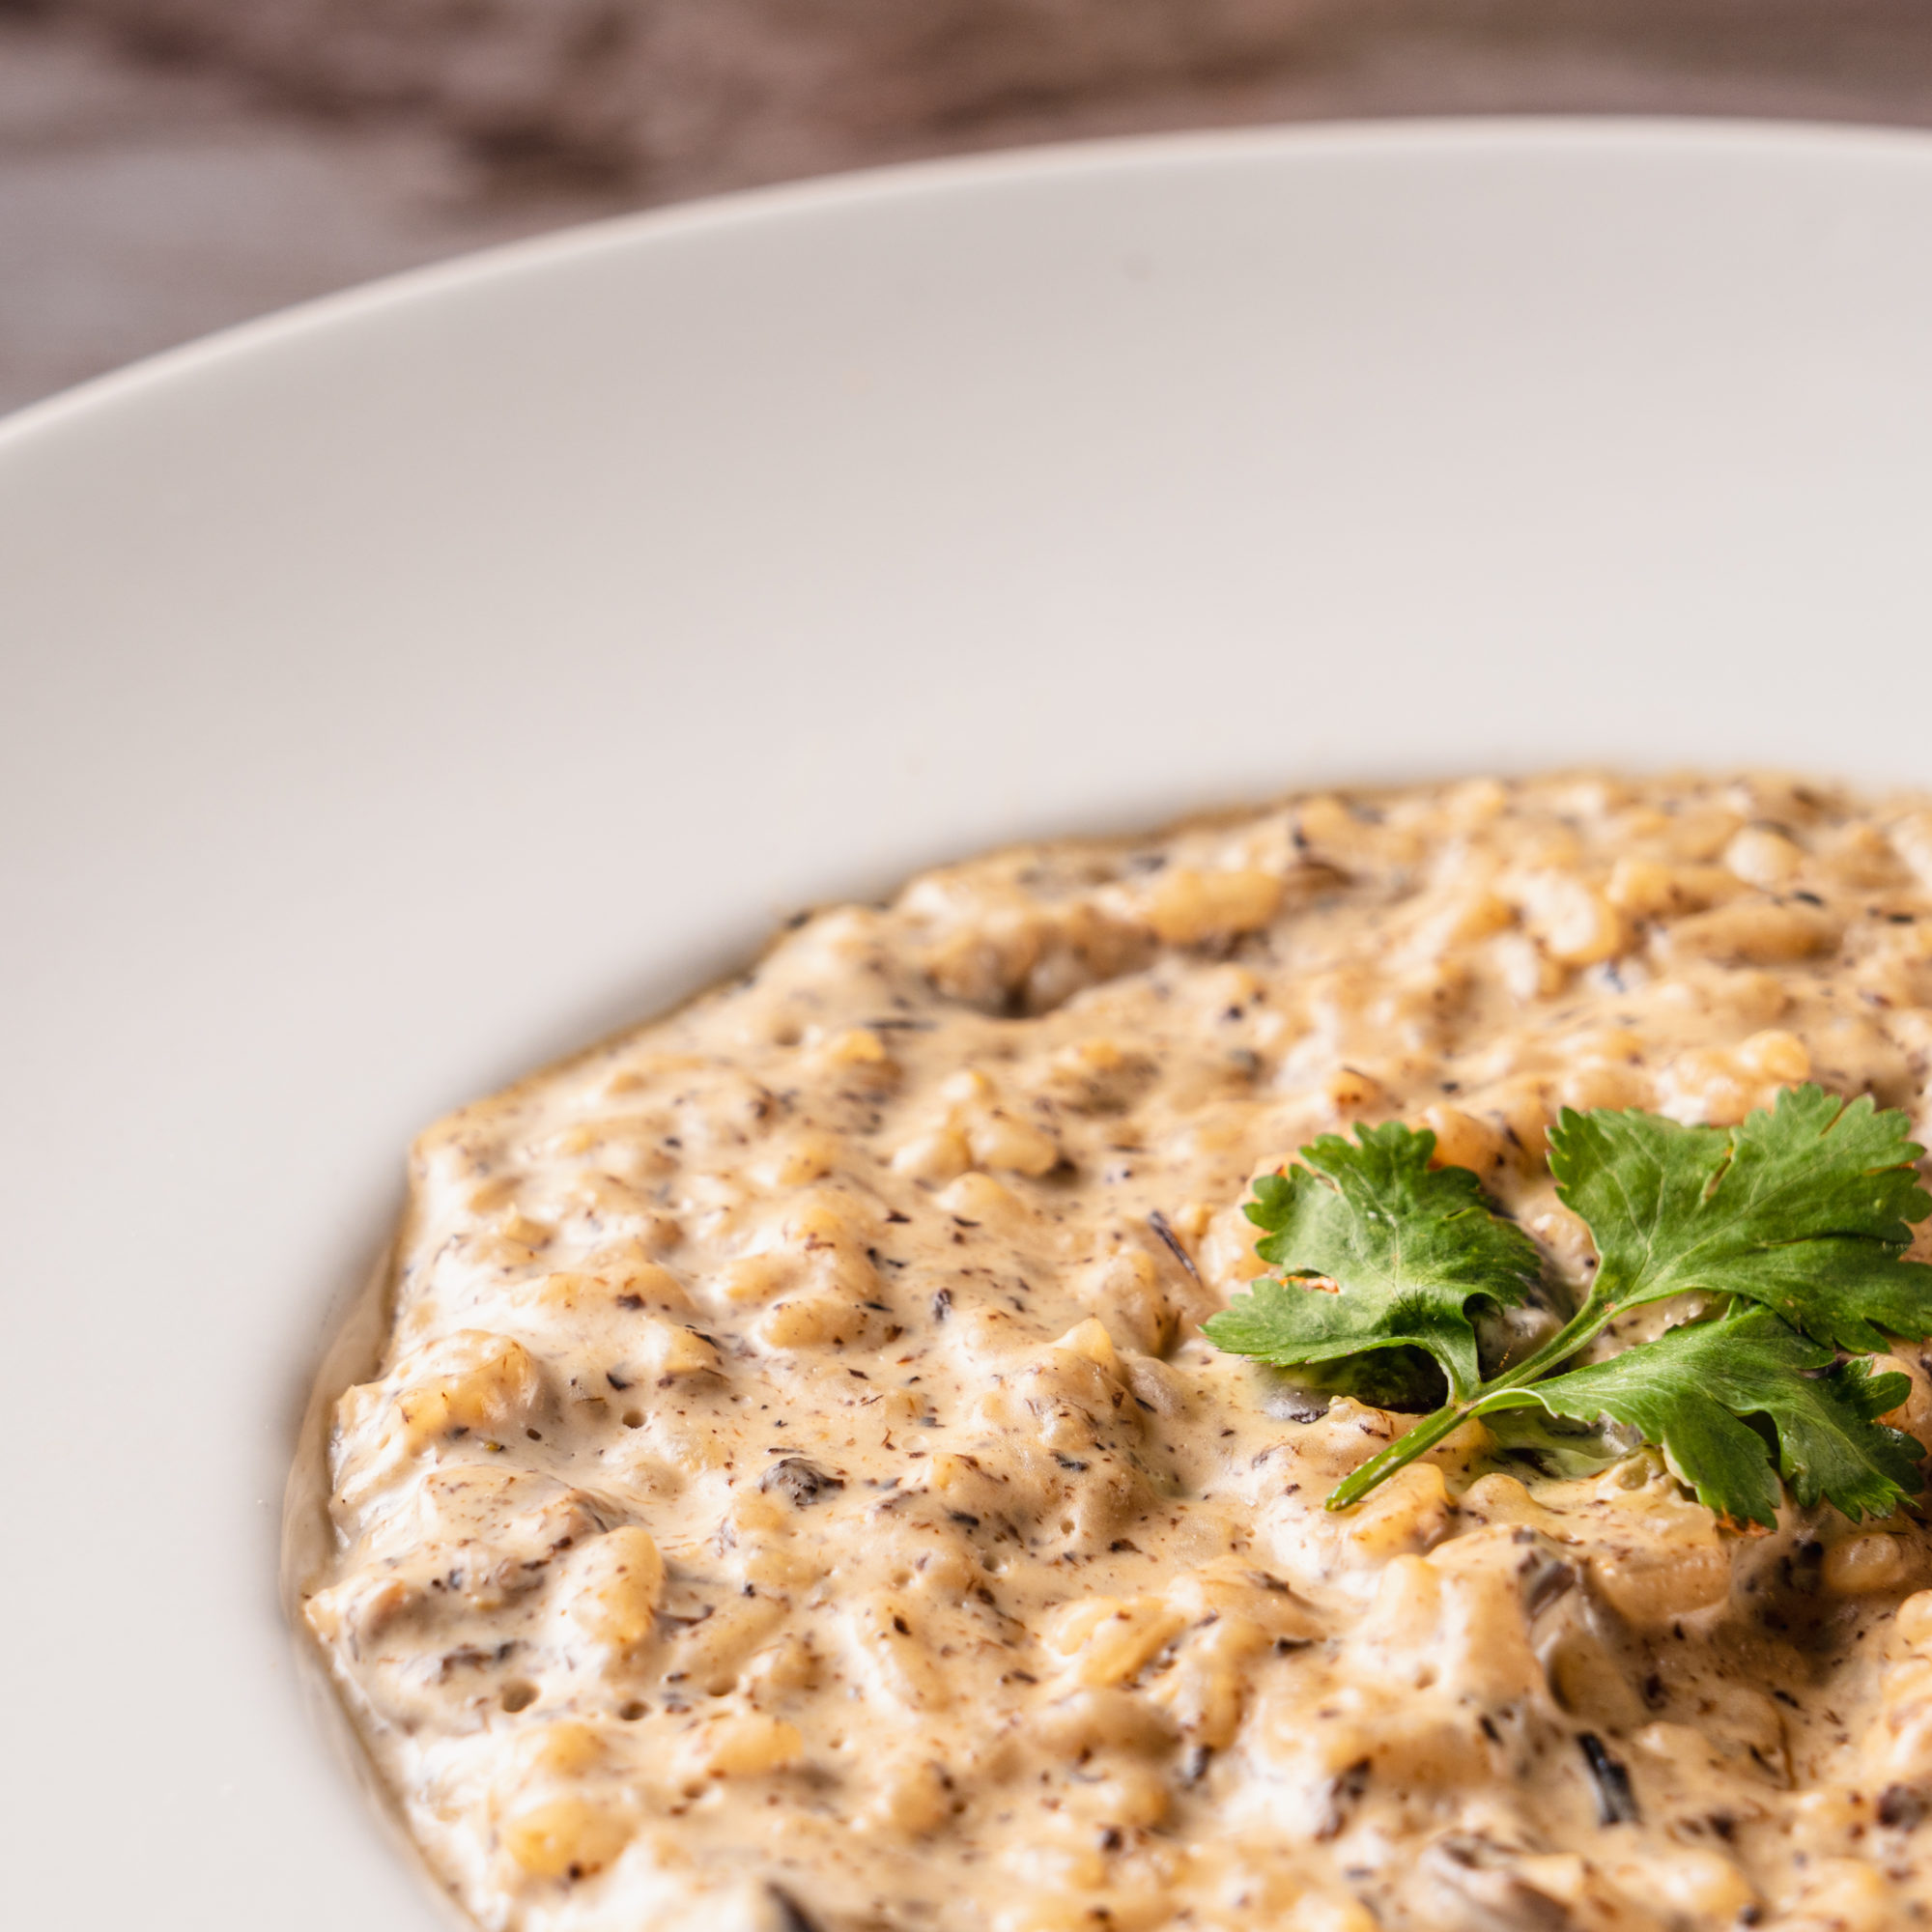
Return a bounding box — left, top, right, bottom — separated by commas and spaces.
9, 112, 1932, 451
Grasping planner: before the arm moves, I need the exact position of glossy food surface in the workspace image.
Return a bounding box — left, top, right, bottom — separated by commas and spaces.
306, 773, 1932, 1932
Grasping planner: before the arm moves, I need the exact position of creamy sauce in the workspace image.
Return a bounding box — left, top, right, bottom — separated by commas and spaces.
299, 773, 1932, 1932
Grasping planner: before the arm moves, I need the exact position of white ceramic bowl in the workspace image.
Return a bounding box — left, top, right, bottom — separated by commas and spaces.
6, 120, 1932, 1930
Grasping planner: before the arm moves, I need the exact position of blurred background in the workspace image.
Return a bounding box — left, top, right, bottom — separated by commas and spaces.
9, 0, 1932, 416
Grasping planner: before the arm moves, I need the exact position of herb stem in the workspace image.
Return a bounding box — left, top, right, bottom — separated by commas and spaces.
1323, 1290, 1619, 1510
1324, 1404, 1473, 1510
1475, 1290, 1619, 1396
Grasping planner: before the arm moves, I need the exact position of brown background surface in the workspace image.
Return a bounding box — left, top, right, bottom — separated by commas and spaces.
9, 0, 1932, 414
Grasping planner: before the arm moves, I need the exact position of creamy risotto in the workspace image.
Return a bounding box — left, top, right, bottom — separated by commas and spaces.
298, 773, 1932, 1932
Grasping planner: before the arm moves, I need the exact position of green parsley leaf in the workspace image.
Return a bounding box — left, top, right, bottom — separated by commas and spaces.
1202, 1122, 1543, 1402
1475, 1304, 1920, 1528
1212, 1085, 1932, 1520
1548, 1086, 1932, 1354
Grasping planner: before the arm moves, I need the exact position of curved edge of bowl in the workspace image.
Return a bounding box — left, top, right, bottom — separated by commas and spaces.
8, 113, 1932, 454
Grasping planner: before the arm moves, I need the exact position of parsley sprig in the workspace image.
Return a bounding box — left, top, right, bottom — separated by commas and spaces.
1203, 1086, 1932, 1525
